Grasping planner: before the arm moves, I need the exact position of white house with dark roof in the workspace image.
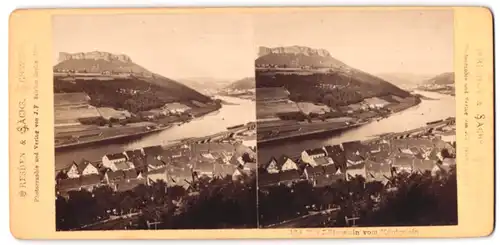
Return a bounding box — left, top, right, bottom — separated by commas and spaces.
102, 153, 127, 170
65, 159, 100, 179
265, 157, 280, 174
301, 148, 327, 167
273, 155, 298, 172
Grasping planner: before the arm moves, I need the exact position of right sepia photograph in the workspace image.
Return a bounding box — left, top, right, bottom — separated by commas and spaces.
255, 10, 457, 228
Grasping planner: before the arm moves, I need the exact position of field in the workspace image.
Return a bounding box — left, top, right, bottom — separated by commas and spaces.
257, 101, 301, 118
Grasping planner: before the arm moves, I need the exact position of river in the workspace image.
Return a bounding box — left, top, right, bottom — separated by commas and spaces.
55, 96, 256, 171
257, 90, 456, 163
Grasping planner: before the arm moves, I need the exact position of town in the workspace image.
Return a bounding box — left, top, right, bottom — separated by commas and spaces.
56, 125, 257, 196
257, 117, 456, 227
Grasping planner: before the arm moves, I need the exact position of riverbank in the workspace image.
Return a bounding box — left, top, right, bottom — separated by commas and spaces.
55, 124, 173, 150
257, 95, 421, 144
55, 103, 222, 150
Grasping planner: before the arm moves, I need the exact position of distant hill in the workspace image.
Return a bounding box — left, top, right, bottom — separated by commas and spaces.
255, 46, 411, 107
376, 73, 433, 89
53, 51, 213, 113
176, 77, 232, 92
225, 77, 255, 90
423, 72, 454, 85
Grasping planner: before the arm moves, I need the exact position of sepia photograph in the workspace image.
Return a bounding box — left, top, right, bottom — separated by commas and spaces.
7, 6, 495, 239
52, 13, 258, 230
254, 10, 457, 228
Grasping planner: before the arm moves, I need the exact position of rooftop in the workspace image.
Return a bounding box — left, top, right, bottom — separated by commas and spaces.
305, 148, 326, 156
105, 153, 127, 161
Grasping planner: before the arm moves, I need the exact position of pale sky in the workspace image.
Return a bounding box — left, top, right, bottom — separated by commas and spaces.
254, 9, 454, 75
53, 13, 255, 81
53, 10, 453, 79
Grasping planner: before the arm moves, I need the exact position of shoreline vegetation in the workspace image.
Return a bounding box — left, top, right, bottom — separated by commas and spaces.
256, 90, 422, 144
55, 102, 226, 150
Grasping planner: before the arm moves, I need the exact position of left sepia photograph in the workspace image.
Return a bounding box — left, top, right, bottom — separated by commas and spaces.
52, 14, 257, 230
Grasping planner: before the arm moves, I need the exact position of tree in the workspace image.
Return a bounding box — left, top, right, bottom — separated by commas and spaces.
56, 195, 69, 231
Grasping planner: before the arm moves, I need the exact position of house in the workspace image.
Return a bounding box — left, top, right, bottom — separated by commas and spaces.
167, 147, 191, 159
102, 153, 127, 170
112, 161, 135, 172
310, 164, 345, 187
105, 170, 126, 185
363, 97, 390, 109
365, 159, 392, 184
193, 143, 235, 155
123, 169, 144, 181
168, 167, 194, 188
56, 174, 103, 194
213, 163, 236, 178
193, 161, 214, 177
303, 165, 325, 181
171, 155, 192, 168
232, 168, 250, 182
106, 169, 145, 192
392, 154, 414, 173
242, 162, 257, 171
65, 159, 100, 179
265, 157, 280, 174
162, 102, 191, 114
324, 144, 347, 167
314, 156, 334, 166
301, 148, 327, 166
146, 167, 167, 185
342, 140, 368, 157
139, 111, 157, 120
345, 162, 366, 181
346, 153, 364, 166
200, 152, 216, 161
312, 174, 344, 188
78, 174, 103, 191
412, 159, 436, 174
277, 170, 303, 186
131, 157, 147, 172
398, 148, 415, 155
97, 107, 131, 120
123, 149, 143, 160
432, 158, 456, 176
258, 172, 281, 187
147, 154, 166, 171
278, 155, 299, 171
56, 178, 82, 195
142, 145, 163, 157
114, 177, 147, 192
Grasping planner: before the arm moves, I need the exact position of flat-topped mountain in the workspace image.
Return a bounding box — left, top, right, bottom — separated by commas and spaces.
53, 51, 213, 113
258, 46, 332, 57
58, 51, 132, 63
256, 46, 347, 68
255, 45, 411, 106
55, 51, 152, 76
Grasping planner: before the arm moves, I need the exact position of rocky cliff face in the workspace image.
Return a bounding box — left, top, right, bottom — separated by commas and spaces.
258, 46, 331, 57
58, 51, 132, 63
